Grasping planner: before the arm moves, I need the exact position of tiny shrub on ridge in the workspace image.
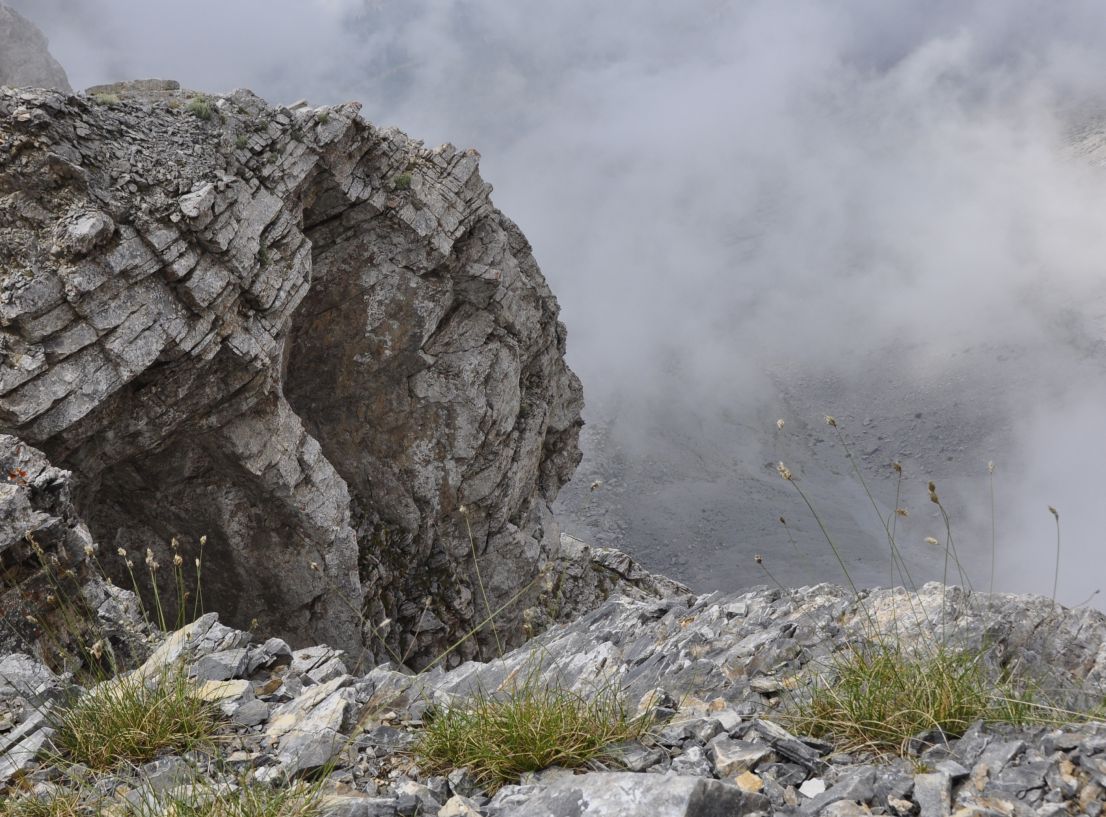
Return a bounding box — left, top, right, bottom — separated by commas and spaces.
186, 96, 214, 121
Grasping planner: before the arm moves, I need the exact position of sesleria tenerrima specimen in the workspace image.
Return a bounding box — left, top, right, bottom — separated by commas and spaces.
1049, 505, 1061, 602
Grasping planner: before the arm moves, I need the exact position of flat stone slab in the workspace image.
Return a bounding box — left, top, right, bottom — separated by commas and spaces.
496, 771, 769, 817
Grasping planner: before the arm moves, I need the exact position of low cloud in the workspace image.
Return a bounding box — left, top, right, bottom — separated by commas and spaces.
15, 0, 1106, 602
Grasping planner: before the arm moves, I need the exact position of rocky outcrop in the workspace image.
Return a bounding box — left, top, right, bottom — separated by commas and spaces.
0, 434, 152, 672
0, 82, 589, 665
5, 585, 1106, 812
0, 4, 71, 92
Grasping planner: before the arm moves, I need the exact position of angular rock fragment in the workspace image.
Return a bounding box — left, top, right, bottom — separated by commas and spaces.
490, 771, 769, 817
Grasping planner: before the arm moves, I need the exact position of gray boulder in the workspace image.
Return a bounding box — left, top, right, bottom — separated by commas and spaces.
0, 4, 71, 91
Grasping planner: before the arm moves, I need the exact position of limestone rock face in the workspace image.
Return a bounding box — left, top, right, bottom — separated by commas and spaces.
0, 84, 585, 665
0, 434, 151, 670
0, 5, 72, 92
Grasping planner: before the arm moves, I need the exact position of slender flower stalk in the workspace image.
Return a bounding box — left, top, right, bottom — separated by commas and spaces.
1049, 506, 1060, 602
778, 516, 802, 558
988, 462, 996, 594
462, 505, 503, 656
754, 553, 786, 592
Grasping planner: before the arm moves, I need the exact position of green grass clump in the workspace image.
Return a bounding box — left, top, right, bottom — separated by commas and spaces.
392, 172, 412, 191
128, 782, 322, 817
415, 675, 649, 790
50, 664, 217, 770
790, 642, 1045, 755
766, 415, 1102, 757
0, 790, 91, 817
91, 93, 120, 107
186, 96, 214, 121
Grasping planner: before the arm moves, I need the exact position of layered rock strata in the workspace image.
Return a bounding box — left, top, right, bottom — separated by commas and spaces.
0, 82, 588, 665
0, 433, 151, 671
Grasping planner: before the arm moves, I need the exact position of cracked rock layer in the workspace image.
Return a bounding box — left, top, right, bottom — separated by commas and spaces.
0, 83, 584, 665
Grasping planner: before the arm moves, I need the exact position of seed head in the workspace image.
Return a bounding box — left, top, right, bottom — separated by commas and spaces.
145, 548, 158, 571
895, 508, 909, 518
170, 537, 179, 551
199, 535, 207, 546
987, 461, 995, 474
1049, 506, 1059, 520
776, 418, 785, 430
117, 547, 127, 558
590, 480, 603, 492
83, 545, 95, 558
825, 415, 837, 428
173, 554, 183, 568
45, 594, 55, 605
892, 461, 902, 474
309, 561, 320, 572
90, 640, 104, 660
195, 558, 201, 569
777, 462, 793, 481
925, 536, 939, 546
126, 559, 134, 569
458, 504, 468, 515
754, 554, 764, 564
778, 516, 787, 526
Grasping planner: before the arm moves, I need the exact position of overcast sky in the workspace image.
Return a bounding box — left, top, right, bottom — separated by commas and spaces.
14, 0, 1106, 604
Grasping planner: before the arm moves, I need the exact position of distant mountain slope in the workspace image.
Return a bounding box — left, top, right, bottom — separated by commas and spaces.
0, 3, 71, 91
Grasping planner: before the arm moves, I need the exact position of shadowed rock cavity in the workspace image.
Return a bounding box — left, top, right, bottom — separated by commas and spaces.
0, 83, 583, 666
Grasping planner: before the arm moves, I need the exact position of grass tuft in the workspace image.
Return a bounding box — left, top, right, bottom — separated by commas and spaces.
91, 93, 120, 107
770, 415, 1101, 757
49, 664, 217, 770
127, 781, 322, 817
0, 790, 91, 817
392, 172, 412, 191
415, 672, 649, 790
789, 642, 1050, 755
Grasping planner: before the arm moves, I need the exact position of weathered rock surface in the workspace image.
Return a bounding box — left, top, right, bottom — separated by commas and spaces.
5, 585, 1106, 813
0, 82, 597, 664
488, 771, 769, 816
0, 4, 71, 92
0, 434, 152, 670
